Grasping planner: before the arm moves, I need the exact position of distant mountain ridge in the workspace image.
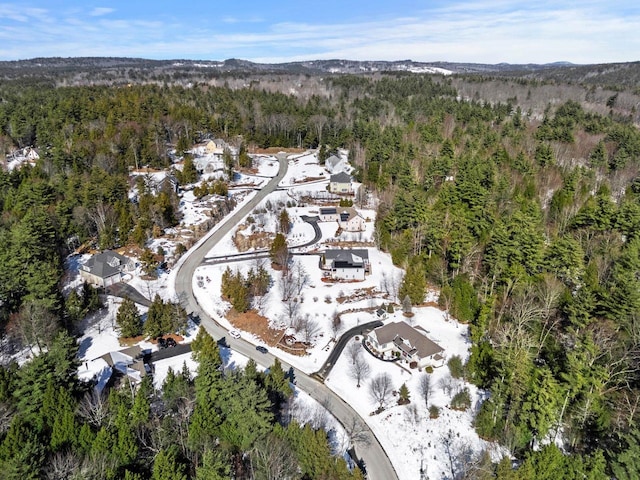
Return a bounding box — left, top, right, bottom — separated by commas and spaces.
0, 56, 577, 74
0, 57, 638, 90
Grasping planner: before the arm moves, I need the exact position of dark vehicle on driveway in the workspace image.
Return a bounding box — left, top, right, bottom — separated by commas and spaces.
256, 345, 268, 354
166, 338, 177, 348
157, 337, 167, 349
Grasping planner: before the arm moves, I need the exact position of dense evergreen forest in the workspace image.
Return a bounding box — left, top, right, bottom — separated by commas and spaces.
0, 67, 640, 478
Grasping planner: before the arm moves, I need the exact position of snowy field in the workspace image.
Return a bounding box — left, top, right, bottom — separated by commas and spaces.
58, 149, 505, 480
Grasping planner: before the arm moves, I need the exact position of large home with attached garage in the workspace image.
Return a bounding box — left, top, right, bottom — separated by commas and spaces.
80, 250, 136, 288
366, 321, 445, 369
320, 249, 370, 281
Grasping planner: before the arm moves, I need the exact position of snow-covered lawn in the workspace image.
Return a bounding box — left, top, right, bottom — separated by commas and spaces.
326, 307, 504, 479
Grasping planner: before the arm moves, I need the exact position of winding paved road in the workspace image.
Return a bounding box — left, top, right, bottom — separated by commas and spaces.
174, 154, 398, 480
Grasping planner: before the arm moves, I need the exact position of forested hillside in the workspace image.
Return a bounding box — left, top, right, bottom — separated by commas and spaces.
0, 66, 639, 478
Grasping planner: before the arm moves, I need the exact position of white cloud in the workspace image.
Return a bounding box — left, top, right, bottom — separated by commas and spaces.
89, 7, 114, 17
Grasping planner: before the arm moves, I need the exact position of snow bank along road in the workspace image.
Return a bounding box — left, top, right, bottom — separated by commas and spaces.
174, 154, 399, 480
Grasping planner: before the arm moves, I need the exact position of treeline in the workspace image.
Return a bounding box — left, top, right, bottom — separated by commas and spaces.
353, 78, 640, 475
0, 327, 363, 479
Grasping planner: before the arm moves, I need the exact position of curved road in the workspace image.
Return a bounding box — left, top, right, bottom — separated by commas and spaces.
174, 154, 398, 480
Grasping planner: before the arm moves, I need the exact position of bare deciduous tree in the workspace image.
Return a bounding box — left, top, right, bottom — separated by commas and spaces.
298, 315, 321, 344
349, 353, 371, 388
405, 403, 421, 425
347, 340, 362, 364
293, 261, 309, 297
330, 311, 342, 338
14, 300, 60, 353
77, 389, 110, 428
438, 375, 457, 397
0, 402, 14, 435
279, 267, 296, 302
46, 451, 81, 480
418, 374, 431, 407
368, 372, 393, 410
251, 433, 298, 480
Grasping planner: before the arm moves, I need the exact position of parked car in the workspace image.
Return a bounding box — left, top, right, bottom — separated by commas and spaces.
229, 330, 241, 339
157, 337, 167, 349
256, 345, 268, 354
165, 337, 177, 348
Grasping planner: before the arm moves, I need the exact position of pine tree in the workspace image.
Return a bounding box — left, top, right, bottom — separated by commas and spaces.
270, 233, 289, 267
144, 294, 165, 338
116, 297, 142, 338
398, 383, 410, 405
152, 446, 187, 480
399, 259, 426, 305
278, 209, 291, 234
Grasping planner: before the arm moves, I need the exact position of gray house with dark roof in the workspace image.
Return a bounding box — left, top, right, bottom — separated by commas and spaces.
367, 321, 444, 368
329, 172, 353, 194
80, 250, 135, 288
325, 154, 348, 174
320, 249, 370, 281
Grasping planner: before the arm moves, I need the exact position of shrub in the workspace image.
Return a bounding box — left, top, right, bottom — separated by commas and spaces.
450, 388, 472, 411
175, 243, 187, 256
429, 405, 440, 419
447, 355, 465, 379
425, 366, 434, 374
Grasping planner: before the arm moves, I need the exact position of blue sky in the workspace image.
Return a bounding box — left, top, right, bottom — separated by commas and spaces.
1, 1, 639, 64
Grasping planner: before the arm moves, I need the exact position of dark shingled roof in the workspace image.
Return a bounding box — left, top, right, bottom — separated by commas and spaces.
82, 250, 131, 279
372, 321, 443, 359
323, 249, 369, 268
330, 172, 352, 183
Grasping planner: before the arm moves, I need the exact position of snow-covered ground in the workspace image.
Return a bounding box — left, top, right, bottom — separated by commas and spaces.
60, 148, 504, 479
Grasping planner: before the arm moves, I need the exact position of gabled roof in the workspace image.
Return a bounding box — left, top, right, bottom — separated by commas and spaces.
330, 172, 352, 183
371, 321, 443, 359
325, 155, 343, 167
82, 250, 131, 279
323, 249, 369, 268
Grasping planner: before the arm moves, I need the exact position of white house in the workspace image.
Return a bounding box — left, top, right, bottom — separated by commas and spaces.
329, 172, 353, 195
80, 250, 136, 288
325, 154, 348, 174
320, 249, 370, 281
367, 321, 444, 369
338, 207, 366, 232
194, 156, 226, 176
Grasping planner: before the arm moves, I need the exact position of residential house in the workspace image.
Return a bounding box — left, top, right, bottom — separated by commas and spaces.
325, 154, 348, 174
194, 156, 226, 176
205, 138, 229, 155
367, 321, 444, 369
338, 207, 366, 232
80, 250, 135, 288
155, 173, 179, 194
319, 207, 338, 222
100, 345, 148, 384
79, 345, 149, 393
320, 249, 370, 281
329, 172, 353, 195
